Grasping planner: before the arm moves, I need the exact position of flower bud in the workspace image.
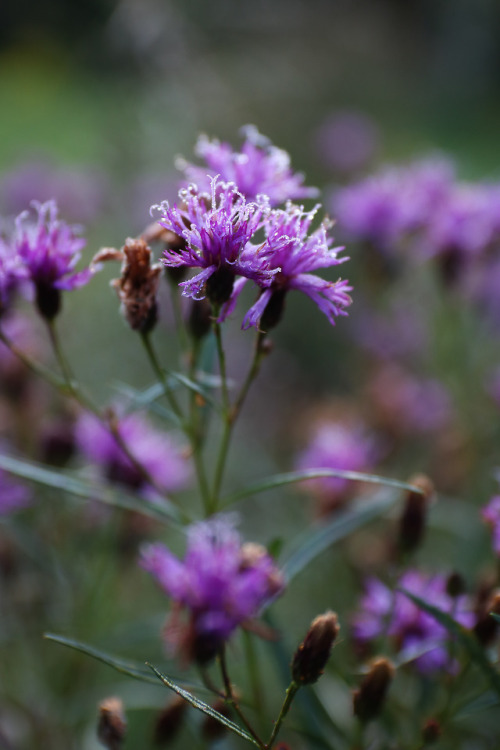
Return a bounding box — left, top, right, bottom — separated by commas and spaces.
97, 697, 126, 750
398, 474, 434, 553
422, 717, 442, 744
188, 298, 212, 340
154, 696, 187, 746
260, 289, 287, 332
352, 657, 395, 723
205, 267, 235, 306
35, 282, 61, 320
473, 590, 500, 647
291, 611, 340, 685
446, 571, 466, 598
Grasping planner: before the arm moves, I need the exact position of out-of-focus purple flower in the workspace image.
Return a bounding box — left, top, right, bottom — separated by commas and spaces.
0, 469, 32, 514
0, 234, 27, 315
152, 176, 276, 311
295, 420, 379, 511
0, 160, 108, 223
313, 111, 379, 175
141, 515, 285, 662
178, 125, 318, 206
352, 570, 474, 673
333, 158, 454, 254
481, 495, 500, 556
242, 203, 352, 330
75, 411, 190, 499
366, 364, 453, 436
11, 200, 96, 318
352, 301, 428, 361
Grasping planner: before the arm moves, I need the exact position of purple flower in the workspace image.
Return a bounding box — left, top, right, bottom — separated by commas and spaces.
140, 515, 285, 662
295, 420, 379, 510
0, 235, 26, 315
178, 125, 318, 206
75, 411, 191, 499
313, 110, 379, 175
152, 176, 277, 311
0, 469, 32, 514
352, 570, 474, 673
12, 200, 96, 318
481, 495, 500, 556
242, 203, 352, 330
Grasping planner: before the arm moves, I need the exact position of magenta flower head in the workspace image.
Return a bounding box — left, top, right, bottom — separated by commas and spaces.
352, 570, 474, 674
243, 203, 352, 331
75, 411, 191, 500
295, 420, 379, 513
12, 200, 95, 319
178, 125, 318, 206
152, 176, 277, 313
481, 494, 500, 556
140, 515, 285, 663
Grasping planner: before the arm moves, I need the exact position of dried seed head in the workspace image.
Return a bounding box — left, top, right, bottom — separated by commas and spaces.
291, 611, 340, 685
352, 657, 395, 723
398, 474, 434, 553
97, 697, 126, 749
153, 696, 187, 746
111, 238, 163, 333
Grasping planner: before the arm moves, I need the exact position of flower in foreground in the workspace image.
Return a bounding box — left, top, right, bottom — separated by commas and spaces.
140, 515, 285, 663
178, 125, 318, 205
351, 570, 473, 673
481, 494, 500, 556
12, 200, 95, 319
153, 177, 276, 311
75, 411, 190, 499
243, 203, 352, 330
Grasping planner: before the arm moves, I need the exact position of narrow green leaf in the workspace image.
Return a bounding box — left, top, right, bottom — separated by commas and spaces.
223, 469, 423, 507
112, 382, 182, 426
399, 589, 500, 697
490, 613, 500, 625
281, 490, 399, 583
168, 371, 220, 412
0, 453, 180, 524
44, 633, 161, 685
456, 690, 500, 718
147, 662, 260, 747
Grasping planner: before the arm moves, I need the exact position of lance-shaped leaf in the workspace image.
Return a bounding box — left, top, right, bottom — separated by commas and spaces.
0, 453, 180, 524
399, 589, 500, 697
455, 690, 500, 718
113, 381, 182, 426
223, 469, 423, 507
147, 663, 260, 747
490, 613, 500, 625
281, 489, 400, 583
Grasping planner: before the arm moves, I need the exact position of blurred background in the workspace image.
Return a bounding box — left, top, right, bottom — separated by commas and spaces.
2, 1, 500, 748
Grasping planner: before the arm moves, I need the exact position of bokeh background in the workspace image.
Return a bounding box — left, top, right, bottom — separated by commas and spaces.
2, 1, 500, 748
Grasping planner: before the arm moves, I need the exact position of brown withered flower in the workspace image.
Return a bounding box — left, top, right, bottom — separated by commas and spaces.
93, 238, 163, 333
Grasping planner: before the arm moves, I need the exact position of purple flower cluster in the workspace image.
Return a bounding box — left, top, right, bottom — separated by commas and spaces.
296, 420, 379, 510
140, 515, 284, 662
178, 125, 318, 205
0, 200, 96, 319
0, 468, 32, 515
75, 411, 191, 500
352, 570, 474, 673
153, 128, 351, 329
481, 494, 500, 556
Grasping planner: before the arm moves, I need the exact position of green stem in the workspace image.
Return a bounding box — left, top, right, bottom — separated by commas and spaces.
243, 630, 264, 717
168, 280, 189, 355
140, 331, 184, 420
266, 681, 299, 749
219, 649, 266, 750
0, 327, 65, 391
188, 339, 211, 514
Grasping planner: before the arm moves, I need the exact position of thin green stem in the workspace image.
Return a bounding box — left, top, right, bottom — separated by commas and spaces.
219, 649, 266, 750
266, 681, 299, 749
0, 327, 65, 391
213, 319, 230, 412
168, 280, 189, 355
140, 331, 184, 420
243, 630, 264, 717
188, 339, 211, 514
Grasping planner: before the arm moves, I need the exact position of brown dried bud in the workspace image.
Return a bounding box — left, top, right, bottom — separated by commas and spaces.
398, 474, 434, 553
201, 698, 233, 741
94, 238, 163, 333
446, 572, 466, 598
473, 591, 500, 647
352, 657, 395, 723
291, 611, 340, 685
422, 717, 442, 744
153, 696, 187, 746
97, 697, 126, 750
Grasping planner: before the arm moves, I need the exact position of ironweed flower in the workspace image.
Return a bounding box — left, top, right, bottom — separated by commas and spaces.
243, 203, 352, 330
140, 515, 285, 663
75, 411, 190, 499
0, 468, 32, 514
178, 125, 318, 205
12, 200, 95, 318
152, 177, 276, 312
352, 570, 473, 673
